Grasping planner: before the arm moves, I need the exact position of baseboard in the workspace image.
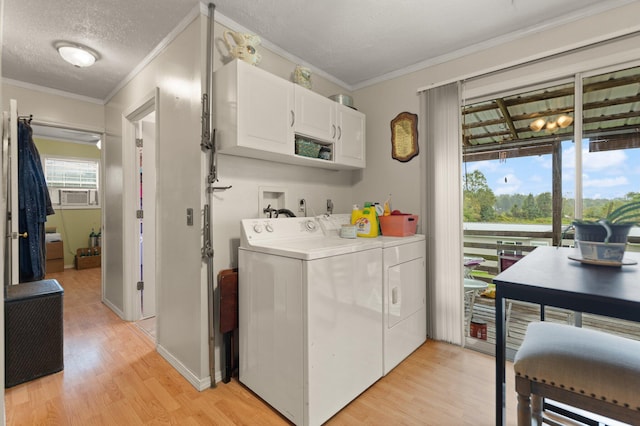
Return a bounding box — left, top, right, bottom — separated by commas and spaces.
156, 344, 222, 391
102, 298, 125, 319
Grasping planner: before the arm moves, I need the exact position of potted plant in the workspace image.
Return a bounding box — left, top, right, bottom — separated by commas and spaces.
572, 200, 640, 262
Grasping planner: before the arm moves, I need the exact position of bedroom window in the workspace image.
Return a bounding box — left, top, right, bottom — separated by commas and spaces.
44, 156, 99, 189
43, 155, 100, 208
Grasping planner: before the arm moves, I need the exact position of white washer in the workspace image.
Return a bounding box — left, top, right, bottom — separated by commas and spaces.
238, 217, 383, 426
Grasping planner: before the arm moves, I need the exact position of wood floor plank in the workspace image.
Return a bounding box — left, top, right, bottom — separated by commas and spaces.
5, 268, 518, 425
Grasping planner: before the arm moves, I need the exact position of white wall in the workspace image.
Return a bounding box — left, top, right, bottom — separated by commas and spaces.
104, 14, 206, 384
1, 84, 104, 131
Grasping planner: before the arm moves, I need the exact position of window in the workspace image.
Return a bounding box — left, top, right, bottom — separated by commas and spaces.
44, 157, 99, 189
43, 155, 100, 208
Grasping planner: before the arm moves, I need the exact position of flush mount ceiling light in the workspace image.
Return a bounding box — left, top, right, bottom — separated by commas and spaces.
55, 42, 99, 68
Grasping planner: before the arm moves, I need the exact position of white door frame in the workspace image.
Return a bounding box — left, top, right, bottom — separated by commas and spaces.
122, 88, 159, 321
8, 100, 17, 285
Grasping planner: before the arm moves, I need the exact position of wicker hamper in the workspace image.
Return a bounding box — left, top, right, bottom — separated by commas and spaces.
5, 279, 64, 388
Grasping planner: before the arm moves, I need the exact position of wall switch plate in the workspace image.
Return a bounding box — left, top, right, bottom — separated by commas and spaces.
187, 208, 193, 226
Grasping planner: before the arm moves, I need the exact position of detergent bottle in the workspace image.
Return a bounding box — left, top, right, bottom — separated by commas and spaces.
350, 204, 361, 225
353, 203, 379, 238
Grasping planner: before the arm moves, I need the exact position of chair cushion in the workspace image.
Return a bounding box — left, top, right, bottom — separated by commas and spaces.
514, 321, 640, 410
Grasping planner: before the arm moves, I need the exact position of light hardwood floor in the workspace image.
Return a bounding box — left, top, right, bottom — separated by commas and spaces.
5, 268, 518, 425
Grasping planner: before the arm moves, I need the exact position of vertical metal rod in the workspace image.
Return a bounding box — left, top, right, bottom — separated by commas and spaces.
203, 2, 217, 388
204, 204, 216, 387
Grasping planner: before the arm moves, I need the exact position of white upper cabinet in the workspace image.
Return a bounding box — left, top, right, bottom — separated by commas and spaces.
294, 86, 336, 142
215, 59, 294, 156
334, 104, 366, 168
215, 60, 365, 170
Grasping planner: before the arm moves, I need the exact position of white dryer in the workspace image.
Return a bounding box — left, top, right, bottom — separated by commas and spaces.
380, 235, 427, 375
238, 217, 383, 426
319, 214, 427, 375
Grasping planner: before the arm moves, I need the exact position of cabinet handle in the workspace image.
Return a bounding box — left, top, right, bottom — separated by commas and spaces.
392, 287, 399, 304
332, 124, 336, 138
290, 111, 295, 127
337, 126, 342, 140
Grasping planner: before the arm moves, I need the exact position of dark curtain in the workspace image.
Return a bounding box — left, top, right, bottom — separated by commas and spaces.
18, 120, 54, 282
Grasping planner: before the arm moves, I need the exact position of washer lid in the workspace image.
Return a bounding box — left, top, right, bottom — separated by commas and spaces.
240, 217, 382, 260
243, 236, 381, 260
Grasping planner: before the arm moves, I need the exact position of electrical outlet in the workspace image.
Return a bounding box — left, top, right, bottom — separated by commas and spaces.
298, 199, 306, 212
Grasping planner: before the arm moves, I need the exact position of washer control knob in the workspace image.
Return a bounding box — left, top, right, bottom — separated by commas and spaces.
305, 220, 317, 231
253, 224, 263, 233
265, 224, 274, 232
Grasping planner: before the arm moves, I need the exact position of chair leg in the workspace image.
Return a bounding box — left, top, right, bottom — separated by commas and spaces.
531, 395, 543, 425
517, 391, 532, 426
464, 290, 475, 337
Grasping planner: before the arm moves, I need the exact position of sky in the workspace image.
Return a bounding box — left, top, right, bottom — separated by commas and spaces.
466, 140, 640, 200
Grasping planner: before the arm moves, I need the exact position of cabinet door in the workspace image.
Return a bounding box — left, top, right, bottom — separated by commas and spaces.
335, 105, 366, 168
294, 86, 336, 142
238, 61, 294, 155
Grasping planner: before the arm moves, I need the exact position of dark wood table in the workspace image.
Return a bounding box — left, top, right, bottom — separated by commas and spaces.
493, 246, 640, 425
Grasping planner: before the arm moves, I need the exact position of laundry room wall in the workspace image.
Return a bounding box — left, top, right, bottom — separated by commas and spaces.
104, 11, 207, 386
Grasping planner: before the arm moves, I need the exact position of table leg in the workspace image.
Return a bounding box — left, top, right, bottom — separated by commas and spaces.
496, 288, 506, 426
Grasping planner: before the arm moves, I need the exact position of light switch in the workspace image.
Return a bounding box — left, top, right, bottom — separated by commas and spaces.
187, 208, 193, 226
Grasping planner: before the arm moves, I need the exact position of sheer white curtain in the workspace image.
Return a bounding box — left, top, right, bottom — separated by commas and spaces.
419, 82, 464, 345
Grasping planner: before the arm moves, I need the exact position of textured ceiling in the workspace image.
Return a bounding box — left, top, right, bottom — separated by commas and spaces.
213, 0, 635, 89
2, 0, 637, 102
2, 0, 198, 100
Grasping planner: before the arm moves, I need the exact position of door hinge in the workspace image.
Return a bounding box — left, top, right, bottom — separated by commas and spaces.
136, 138, 143, 148
136, 210, 144, 219
137, 281, 144, 290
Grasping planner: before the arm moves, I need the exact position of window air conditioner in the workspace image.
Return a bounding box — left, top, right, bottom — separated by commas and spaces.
58, 189, 99, 206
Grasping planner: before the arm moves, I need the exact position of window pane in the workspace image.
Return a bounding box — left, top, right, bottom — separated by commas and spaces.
581, 66, 640, 225
44, 157, 99, 189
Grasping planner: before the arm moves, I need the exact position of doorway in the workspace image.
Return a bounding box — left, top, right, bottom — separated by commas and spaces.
123, 90, 158, 339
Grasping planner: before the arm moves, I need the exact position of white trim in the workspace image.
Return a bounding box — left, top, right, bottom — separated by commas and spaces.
462, 77, 575, 106
574, 73, 584, 221
2, 78, 104, 105
580, 58, 640, 80
462, 33, 640, 102
418, 29, 640, 96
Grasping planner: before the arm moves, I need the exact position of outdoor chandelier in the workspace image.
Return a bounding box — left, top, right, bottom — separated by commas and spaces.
56, 42, 99, 68
529, 115, 573, 133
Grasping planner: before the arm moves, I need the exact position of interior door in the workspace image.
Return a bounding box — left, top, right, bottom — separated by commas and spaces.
135, 114, 156, 319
